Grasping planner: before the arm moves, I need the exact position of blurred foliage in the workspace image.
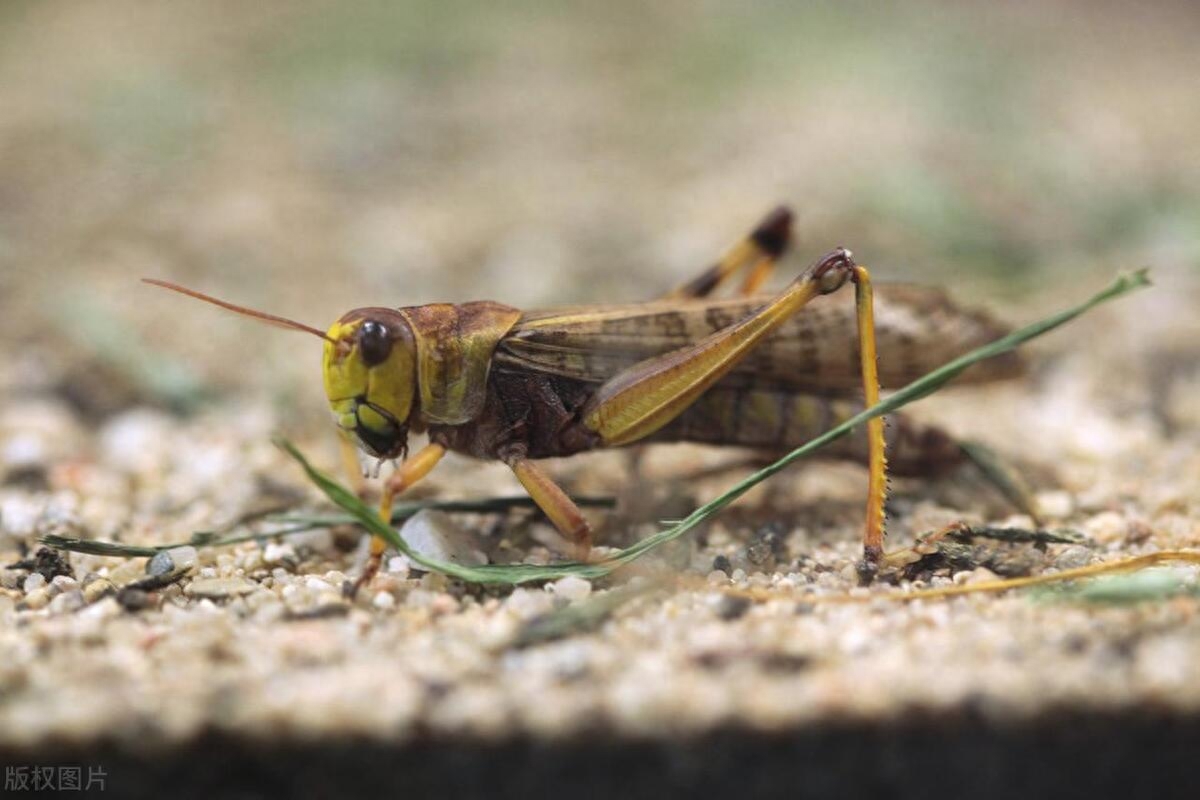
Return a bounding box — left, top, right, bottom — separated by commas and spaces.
0, 0, 1196, 402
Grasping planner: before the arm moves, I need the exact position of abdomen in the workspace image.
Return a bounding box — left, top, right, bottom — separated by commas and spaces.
649, 385, 963, 475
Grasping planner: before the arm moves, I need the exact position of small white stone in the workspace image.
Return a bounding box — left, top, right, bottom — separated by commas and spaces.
238, 549, 263, 572
49, 589, 84, 614
0, 400, 82, 469
292, 528, 334, 553
147, 550, 176, 577
386, 556, 411, 577
22, 572, 45, 594
185, 577, 258, 599
107, 559, 146, 586
373, 591, 396, 610
399, 511, 487, 566
305, 577, 335, 594
1054, 545, 1095, 570
839, 625, 873, 656
0, 495, 42, 539
551, 575, 592, 602
166, 546, 198, 570
405, 589, 437, 609
50, 575, 79, 593
1, 433, 47, 468
264, 542, 297, 565
23, 587, 50, 609
1036, 491, 1074, 519
98, 409, 174, 473
1084, 512, 1128, 545
77, 597, 121, 624
82, 578, 115, 603
956, 567, 1000, 586
505, 587, 555, 618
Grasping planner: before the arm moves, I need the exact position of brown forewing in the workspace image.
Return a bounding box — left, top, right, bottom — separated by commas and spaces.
495, 285, 1023, 396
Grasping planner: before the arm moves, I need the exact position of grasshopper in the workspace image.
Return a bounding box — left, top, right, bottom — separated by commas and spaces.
146, 207, 1021, 586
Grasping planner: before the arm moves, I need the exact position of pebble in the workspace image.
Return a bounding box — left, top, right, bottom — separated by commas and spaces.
77, 597, 121, 623
1084, 512, 1128, 545
292, 528, 335, 554
117, 588, 154, 611
304, 577, 335, 594
50, 575, 78, 593
0, 494, 44, 539
22, 572, 46, 594
954, 567, 1000, 585
551, 576, 592, 602
82, 578, 116, 604
168, 546, 198, 571
1053, 545, 1095, 570
263, 542, 297, 566
1036, 490, 1074, 519
147, 550, 175, 576
386, 556, 412, 577
745, 524, 785, 568
97, 410, 173, 474
399, 511, 487, 566
108, 559, 146, 586
712, 594, 752, 621
372, 591, 396, 610
49, 589, 84, 614
185, 577, 259, 599
23, 587, 50, 610
505, 587, 555, 619
0, 400, 83, 471
239, 549, 264, 572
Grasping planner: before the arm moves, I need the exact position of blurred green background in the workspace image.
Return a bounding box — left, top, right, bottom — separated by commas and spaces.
1, 0, 1197, 423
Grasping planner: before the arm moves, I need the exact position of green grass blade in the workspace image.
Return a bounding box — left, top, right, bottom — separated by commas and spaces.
283, 271, 1150, 585
278, 439, 615, 583
41, 496, 614, 559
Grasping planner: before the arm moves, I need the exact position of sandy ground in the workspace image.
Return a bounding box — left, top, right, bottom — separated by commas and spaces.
1, 1, 1199, 796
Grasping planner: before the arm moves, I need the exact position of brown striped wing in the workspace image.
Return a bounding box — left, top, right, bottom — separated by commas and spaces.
494, 285, 1022, 395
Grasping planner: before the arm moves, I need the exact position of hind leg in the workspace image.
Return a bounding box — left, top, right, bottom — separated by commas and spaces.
662, 206, 793, 299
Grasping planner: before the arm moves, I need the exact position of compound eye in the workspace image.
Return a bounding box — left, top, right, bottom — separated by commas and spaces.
358, 320, 393, 367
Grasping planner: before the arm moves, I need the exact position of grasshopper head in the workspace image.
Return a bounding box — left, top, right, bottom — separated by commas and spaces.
141, 279, 419, 461
323, 309, 418, 460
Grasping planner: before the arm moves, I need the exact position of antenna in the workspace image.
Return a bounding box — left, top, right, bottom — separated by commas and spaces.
142, 279, 335, 345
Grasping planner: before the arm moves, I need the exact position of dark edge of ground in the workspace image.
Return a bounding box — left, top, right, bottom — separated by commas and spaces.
1, 709, 1197, 799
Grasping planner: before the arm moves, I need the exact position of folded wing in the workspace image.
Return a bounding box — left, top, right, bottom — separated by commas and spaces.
495, 285, 1022, 396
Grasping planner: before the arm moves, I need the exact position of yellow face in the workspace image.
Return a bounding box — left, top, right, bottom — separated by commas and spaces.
322, 310, 417, 459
